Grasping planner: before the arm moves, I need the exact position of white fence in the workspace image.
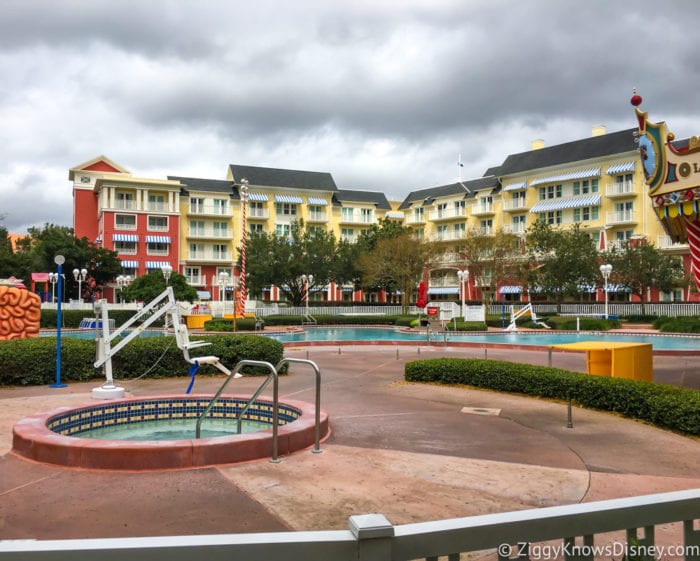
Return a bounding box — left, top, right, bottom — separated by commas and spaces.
2, 488, 699, 560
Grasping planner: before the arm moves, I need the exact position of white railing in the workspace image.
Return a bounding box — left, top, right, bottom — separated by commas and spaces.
606, 210, 637, 225
188, 229, 233, 239
606, 180, 636, 197
307, 211, 328, 222
2, 489, 698, 561
471, 202, 494, 215
248, 208, 270, 219
405, 214, 426, 225
502, 199, 528, 211
188, 205, 233, 216
428, 207, 466, 221
657, 235, 689, 250
486, 302, 700, 317
187, 251, 231, 261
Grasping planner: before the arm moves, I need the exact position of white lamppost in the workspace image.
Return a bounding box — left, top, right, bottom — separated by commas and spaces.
116, 275, 131, 303
600, 263, 613, 319
73, 268, 87, 302
161, 264, 173, 285
301, 274, 314, 315
48, 272, 58, 304
457, 269, 469, 320
218, 271, 229, 318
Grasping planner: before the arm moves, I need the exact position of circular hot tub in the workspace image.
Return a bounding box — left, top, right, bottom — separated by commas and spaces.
12, 394, 329, 470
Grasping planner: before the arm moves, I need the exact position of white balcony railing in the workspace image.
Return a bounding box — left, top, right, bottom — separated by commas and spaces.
606, 210, 637, 225
188, 229, 233, 239
187, 251, 231, 261
471, 202, 494, 215
503, 223, 527, 234
339, 213, 377, 225
147, 202, 167, 212
405, 214, 426, 225
657, 235, 689, 250
606, 181, 636, 197
428, 207, 466, 221
307, 211, 328, 222
146, 249, 170, 256
115, 200, 135, 210
147, 224, 169, 232
188, 205, 233, 217
431, 230, 467, 242
185, 276, 205, 285
502, 199, 528, 211
248, 208, 270, 220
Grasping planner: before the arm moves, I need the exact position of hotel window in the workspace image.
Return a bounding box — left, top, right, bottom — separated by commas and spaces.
184, 267, 201, 284
115, 214, 136, 230
539, 184, 562, 200
480, 219, 493, 233
360, 208, 373, 223
146, 240, 169, 256
213, 244, 228, 259
148, 216, 168, 231
116, 192, 134, 209
341, 227, 355, 242
213, 199, 228, 215
342, 207, 354, 221
114, 240, 137, 254
213, 221, 229, 237
190, 197, 204, 213
413, 207, 424, 221
540, 211, 563, 225
437, 203, 448, 218
275, 224, 291, 237
250, 201, 265, 217
413, 227, 424, 239
436, 224, 448, 240
189, 243, 204, 259
148, 194, 166, 212
453, 223, 465, 238
190, 220, 205, 236
573, 206, 599, 222
512, 214, 526, 232
308, 205, 324, 220
276, 202, 297, 216
573, 179, 599, 195
249, 223, 264, 234
454, 200, 465, 212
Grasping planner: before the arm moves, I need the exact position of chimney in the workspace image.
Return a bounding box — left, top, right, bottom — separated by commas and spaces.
592, 125, 606, 137
531, 139, 545, 150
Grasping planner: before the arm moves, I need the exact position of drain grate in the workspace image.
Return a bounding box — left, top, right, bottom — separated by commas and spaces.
460, 406, 501, 416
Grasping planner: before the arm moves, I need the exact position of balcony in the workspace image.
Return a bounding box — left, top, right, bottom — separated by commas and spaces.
470, 226, 493, 236
502, 199, 528, 212
339, 213, 376, 225
428, 207, 466, 221
470, 202, 494, 216
307, 211, 328, 223
606, 181, 636, 197
147, 202, 167, 212
186, 251, 231, 262
185, 275, 206, 285
606, 210, 637, 226
188, 229, 233, 240
405, 214, 426, 225
248, 208, 270, 220
115, 200, 135, 210
657, 235, 689, 251
188, 205, 233, 217
431, 230, 467, 242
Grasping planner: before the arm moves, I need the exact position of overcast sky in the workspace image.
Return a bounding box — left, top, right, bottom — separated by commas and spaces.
2, 0, 700, 233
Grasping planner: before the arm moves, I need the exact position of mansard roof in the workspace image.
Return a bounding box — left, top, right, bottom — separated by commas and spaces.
228, 164, 338, 191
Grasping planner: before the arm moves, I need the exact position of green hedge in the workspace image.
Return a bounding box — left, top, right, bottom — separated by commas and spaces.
654, 316, 700, 333
204, 318, 261, 331
544, 316, 621, 330
260, 314, 399, 326
0, 334, 284, 386
40, 309, 164, 329
404, 358, 700, 436
445, 321, 488, 332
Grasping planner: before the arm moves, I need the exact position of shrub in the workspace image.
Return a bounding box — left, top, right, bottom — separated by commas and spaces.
445, 321, 488, 332
204, 318, 261, 331
260, 314, 398, 326
656, 317, 700, 333
544, 316, 621, 330
394, 315, 419, 327
40, 309, 164, 329
0, 333, 284, 386
404, 358, 700, 435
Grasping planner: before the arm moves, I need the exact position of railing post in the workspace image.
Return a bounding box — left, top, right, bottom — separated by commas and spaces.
349, 514, 394, 561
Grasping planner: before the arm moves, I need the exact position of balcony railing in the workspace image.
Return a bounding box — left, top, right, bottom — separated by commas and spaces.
657, 235, 689, 250
606, 210, 637, 225
431, 230, 467, 242
406, 214, 426, 225
471, 202, 494, 215
187, 229, 233, 239
115, 200, 135, 210
503, 223, 527, 234
606, 181, 636, 197
185, 276, 205, 285
502, 199, 528, 211
147, 202, 167, 212
187, 252, 231, 262
248, 208, 270, 220
307, 211, 328, 222
428, 207, 466, 221
339, 214, 377, 225
188, 205, 233, 217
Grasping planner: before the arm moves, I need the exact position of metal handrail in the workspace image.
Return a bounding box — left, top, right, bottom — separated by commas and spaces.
275, 358, 322, 453
196, 360, 279, 463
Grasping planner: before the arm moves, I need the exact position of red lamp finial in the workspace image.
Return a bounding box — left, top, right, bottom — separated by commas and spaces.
630, 87, 643, 107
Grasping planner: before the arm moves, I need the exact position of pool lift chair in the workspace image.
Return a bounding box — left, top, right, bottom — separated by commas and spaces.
92, 286, 239, 400
504, 303, 551, 331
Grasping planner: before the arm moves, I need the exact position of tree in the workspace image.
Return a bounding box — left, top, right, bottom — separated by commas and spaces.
122, 270, 197, 304
25, 224, 122, 301
603, 239, 687, 314
453, 228, 524, 302
525, 221, 600, 311
242, 220, 339, 306
356, 231, 433, 314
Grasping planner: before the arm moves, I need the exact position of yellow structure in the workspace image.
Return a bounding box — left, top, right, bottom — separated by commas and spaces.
551, 341, 653, 382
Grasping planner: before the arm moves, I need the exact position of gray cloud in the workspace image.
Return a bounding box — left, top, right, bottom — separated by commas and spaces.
2, 0, 700, 233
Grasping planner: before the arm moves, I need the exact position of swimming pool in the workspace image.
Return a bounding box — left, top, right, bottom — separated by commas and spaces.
267, 326, 700, 351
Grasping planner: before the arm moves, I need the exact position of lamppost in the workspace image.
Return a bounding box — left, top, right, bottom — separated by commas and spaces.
161, 264, 173, 285
218, 271, 229, 318
51, 255, 67, 389
237, 178, 249, 318
48, 272, 58, 304
600, 263, 613, 319
73, 268, 87, 302
457, 269, 469, 320
116, 275, 131, 303
301, 274, 314, 315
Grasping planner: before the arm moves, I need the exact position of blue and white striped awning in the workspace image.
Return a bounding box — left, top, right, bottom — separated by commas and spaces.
499, 285, 523, 294
530, 168, 601, 186
95, 235, 102, 243
247, 192, 269, 202
606, 161, 635, 175
385, 211, 405, 219
120, 260, 138, 269
503, 182, 527, 191
605, 284, 630, 293
427, 287, 460, 295
530, 194, 601, 213
113, 233, 139, 242
307, 197, 328, 206
146, 261, 171, 269
146, 235, 171, 244
274, 194, 303, 204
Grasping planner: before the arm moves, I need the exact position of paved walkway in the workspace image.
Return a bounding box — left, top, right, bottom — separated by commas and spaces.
0, 344, 699, 541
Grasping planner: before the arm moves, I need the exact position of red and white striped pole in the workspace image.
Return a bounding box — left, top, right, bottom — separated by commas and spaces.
685, 217, 700, 292
237, 178, 248, 318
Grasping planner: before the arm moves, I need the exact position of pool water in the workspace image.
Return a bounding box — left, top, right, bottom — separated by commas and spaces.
267, 326, 700, 351
78, 417, 271, 441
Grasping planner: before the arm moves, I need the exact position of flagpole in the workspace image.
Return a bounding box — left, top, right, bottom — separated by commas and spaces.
458, 153, 463, 182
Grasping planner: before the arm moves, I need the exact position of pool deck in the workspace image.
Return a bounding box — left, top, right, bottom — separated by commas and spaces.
0, 342, 699, 542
